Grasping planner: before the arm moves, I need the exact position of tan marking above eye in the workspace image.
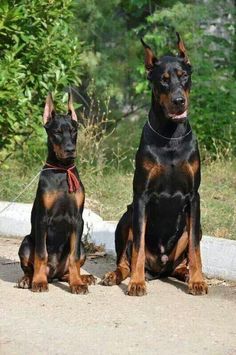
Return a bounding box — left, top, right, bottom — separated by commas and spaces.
162, 72, 170, 80
177, 70, 183, 77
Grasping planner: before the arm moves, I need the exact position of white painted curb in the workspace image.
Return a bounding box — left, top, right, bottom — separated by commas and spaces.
0, 201, 115, 252
0, 201, 235, 281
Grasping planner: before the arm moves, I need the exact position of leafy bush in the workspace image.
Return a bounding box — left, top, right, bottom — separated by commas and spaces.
0, 0, 235, 168
0, 0, 83, 162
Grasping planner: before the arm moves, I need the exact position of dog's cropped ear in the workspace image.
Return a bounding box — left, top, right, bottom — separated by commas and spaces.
141, 38, 158, 71
43, 93, 55, 124
176, 32, 191, 65
68, 92, 77, 121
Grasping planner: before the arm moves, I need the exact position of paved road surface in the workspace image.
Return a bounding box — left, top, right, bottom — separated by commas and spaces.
0, 237, 236, 355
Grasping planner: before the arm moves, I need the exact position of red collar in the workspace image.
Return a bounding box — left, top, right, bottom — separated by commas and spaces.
43, 162, 80, 193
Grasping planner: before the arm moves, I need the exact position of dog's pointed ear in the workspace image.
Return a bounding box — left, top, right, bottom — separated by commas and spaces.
68, 92, 77, 121
43, 93, 55, 124
141, 38, 158, 71
176, 32, 190, 65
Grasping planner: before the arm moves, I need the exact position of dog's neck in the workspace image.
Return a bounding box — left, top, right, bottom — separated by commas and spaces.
149, 93, 190, 139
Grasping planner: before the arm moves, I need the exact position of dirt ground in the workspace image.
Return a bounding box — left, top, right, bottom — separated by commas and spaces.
0, 237, 236, 355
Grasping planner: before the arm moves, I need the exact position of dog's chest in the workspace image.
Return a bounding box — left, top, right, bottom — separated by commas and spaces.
146, 160, 197, 196
40, 188, 83, 222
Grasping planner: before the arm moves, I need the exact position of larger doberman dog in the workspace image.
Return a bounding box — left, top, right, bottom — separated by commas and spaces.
102, 33, 208, 296
18, 93, 95, 294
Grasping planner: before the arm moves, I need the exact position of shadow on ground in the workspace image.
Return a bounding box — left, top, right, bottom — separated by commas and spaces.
1, 240, 236, 300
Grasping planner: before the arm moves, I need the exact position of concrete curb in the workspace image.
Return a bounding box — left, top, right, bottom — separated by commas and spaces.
0, 201, 235, 281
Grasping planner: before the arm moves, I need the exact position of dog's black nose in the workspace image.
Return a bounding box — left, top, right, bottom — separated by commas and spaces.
173, 97, 185, 106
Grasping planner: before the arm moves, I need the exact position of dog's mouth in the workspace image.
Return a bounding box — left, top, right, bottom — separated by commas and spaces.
168, 110, 188, 122
56, 153, 76, 163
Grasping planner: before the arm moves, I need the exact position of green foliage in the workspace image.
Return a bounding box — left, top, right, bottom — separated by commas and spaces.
74, 0, 235, 157
133, 0, 236, 155
0, 0, 83, 161
0, 0, 235, 167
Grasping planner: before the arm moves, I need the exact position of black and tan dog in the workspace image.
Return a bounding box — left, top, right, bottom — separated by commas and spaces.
102, 33, 208, 296
18, 93, 95, 294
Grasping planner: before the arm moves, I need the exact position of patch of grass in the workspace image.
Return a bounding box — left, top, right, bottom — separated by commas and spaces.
84, 160, 236, 240
0, 160, 41, 204
201, 159, 236, 240
0, 157, 235, 240
82, 170, 133, 220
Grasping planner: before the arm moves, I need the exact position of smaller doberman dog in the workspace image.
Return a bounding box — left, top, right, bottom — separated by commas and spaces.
102, 33, 208, 296
18, 93, 95, 294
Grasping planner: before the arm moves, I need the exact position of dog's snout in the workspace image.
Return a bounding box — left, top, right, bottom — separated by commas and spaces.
65, 147, 75, 154
172, 97, 185, 106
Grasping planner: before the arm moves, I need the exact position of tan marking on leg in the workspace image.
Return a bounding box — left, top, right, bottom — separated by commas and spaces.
102, 228, 132, 286
188, 217, 208, 295
80, 274, 96, 285
168, 231, 188, 262
32, 253, 48, 292
172, 259, 189, 282
18, 255, 33, 289
128, 218, 147, 296
68, 232, 88, 294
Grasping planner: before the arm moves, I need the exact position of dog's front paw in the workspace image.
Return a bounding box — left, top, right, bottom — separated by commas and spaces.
188, 280, 208, 295
70, 283, 88, 294
81, 274, 96, 285
18, 275, 32, 289
127, 281, 147, 296
101, 271, 118, 286
32, 281, 48, 292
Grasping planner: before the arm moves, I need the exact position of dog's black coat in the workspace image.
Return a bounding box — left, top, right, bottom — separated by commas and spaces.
18, 94, 95, 293
102, 34, 208, 296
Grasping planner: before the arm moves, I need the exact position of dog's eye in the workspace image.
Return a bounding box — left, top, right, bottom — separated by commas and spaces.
178, 71, 188, 79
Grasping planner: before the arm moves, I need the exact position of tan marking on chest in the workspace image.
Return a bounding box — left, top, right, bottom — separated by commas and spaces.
182, 160, 199, 176
43, 191, 62, 210
142, 160, 165, 179
74, 189, 85, 209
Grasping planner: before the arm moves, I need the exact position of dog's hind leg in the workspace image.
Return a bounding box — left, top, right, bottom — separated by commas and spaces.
171, 259, 189, 282
102, 208, 132, 286
167, 230, 189, 282
18, 235, 34, 289
59, 241, 96, 286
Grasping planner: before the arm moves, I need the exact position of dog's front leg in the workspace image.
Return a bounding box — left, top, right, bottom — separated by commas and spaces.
32, 219, 48, 292
68, 217, 88, 294
188, 193, 208, 295
127, 193, 147, 296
